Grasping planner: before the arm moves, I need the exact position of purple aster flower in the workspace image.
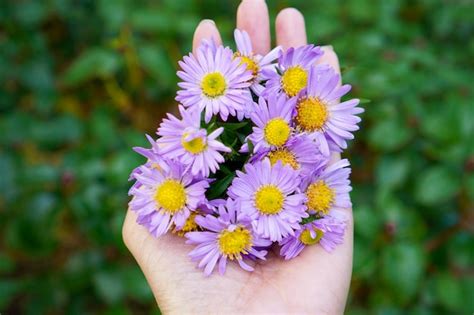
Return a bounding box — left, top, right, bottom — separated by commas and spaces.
234, 29, 281, 96
172, 211, 200, 237
132, 134, 161, 164
171, 200, 221, 236
198, 38, 218, 54
176, 40, 253, 123
241, 95, 296, 153
279, 214, 347, 259
249, 135, 328, 176
262, 45, 323, 98
185, 199, 271, 276
301, 159, 352, 215
294, 65, 364, 155
200, 199, 226, 214
228, 159, 308, 242
129, 134, 163, 191
156, 106, 231, 177
128, 159, 209, 237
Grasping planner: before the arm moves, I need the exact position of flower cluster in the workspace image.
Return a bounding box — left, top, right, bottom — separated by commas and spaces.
128, 29, 363, 276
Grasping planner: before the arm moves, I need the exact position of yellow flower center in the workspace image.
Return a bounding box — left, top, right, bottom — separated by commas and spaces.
201, 72, 227, 98
306, 180, 335, 214
299, 228, 324, 245
268, 149, 299, 169
237, 54, 259, 78
254, 185, 285, 215
181, 133, 207, 154
173, 212, 199, 236
154, 179, 187, 213
295, 97, 328, 132
281, 66, 308, 97
218, 226, 253, 259
264, 118, 291, 147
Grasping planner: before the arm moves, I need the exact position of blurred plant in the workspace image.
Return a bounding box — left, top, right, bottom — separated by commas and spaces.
0, 0, 473, 314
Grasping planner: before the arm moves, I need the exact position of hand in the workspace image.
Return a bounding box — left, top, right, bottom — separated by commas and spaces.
122, 1, 353, 314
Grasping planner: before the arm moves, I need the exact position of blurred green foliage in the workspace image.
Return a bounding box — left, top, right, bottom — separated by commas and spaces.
1, 0, 473, 314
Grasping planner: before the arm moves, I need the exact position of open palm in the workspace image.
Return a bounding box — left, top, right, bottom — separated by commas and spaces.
123, 1, 353, 314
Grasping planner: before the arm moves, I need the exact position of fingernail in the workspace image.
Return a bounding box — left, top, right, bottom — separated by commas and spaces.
322, 45, 334, 51
200, 19, 215, 25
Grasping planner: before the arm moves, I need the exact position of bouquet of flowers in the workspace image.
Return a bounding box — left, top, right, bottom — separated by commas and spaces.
128, 29, 363, 276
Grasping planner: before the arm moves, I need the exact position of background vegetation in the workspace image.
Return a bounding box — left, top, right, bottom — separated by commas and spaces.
1, 0, 473, 314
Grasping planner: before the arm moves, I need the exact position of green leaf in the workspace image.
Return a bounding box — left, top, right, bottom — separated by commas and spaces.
376, 155, 410, 190
131, 10, 169, 32
448, 232, 474, 268
98, 0, 130, 32
218, 121, 249, 131
301, 214, 319, 224
206, 174, 235, 200
30, 115, 83, 147
420, 103, 463, 144
358, 98, 371, 104
106, 151, 143, 185
61, 48, 121, 86
466, 174, 474, 202
122, 265, 153, 303
415, 166, 461, 206
219, 164, 233, 176
381, 243, 426, 304
0, 279, 22, 309
137, 44, 175, 87
353, 240, 376, 281
434, 272, 463, 311
368, 118, 413, 151
0, 253, 14, 274
245, 139, 254, 154
354, 205, 380, 239
461, 277, 474, 314
93, 269, 125, 305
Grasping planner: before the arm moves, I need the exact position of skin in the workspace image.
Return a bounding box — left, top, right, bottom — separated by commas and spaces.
122, 1, 353, 314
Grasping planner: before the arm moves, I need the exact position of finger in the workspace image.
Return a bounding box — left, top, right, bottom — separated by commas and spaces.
318, 46, 341, 76
276, 8, 307, 50
192, 19, 222, 54
236, 0, 271, 55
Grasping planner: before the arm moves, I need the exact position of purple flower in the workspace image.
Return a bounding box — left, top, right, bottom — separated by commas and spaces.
171, 200, 220, 236
251, 135, 328, 176
301, 159, 352, 215
262, 45, 323, 98
185, 199, 271, 276
128, 159, 209, 237
176, 41, 253, 123
234, 29, 281, 96
172, 211, 200, 236
241, 95, 296, 153
132, 134, 161, 164
129, 134, 167, 191
156, 106, 231, 177
280, 214, 347, 259
294, 66, 363, 155
228, 159, 308, 242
